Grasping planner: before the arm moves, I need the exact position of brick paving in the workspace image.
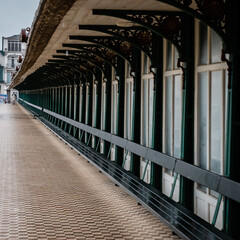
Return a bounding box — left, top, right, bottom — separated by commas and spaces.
0, 103, 181, 240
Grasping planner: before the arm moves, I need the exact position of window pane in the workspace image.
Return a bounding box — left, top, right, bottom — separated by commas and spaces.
148, 79, 154, 148
210, 71, 222, 174
199, 21, 208, 65
165, 76, 172, 155
142, 80, 148, 146
174, 47, 179, 70
174, 75, 182, 158
126, 62, 131, 78
79, 87, 83, 122
85, 86, 89, 124
101, 84, 106, 130
112, 84, 117, 134
130, 82, 134, 140
211, 29, 221, 63
198, 72, 208, 169
166, 41, 172, 70
126, 83, 130, 139
143, 53, 148, 74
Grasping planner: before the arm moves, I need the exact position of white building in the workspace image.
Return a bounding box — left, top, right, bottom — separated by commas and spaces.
0, 35, 26, 95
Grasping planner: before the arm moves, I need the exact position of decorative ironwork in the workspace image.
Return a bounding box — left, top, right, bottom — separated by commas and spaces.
175, 0, 225, 28
49, 57, 100, 77
79, 25, 153, 59
92, 10, 183, 54
61, 44, 119, 69
69, 35, 136, 71
53, 53, 108, 76
156, 0, 227, 47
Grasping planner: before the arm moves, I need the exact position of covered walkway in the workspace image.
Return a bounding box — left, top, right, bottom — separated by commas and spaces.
0, 103, 179, 240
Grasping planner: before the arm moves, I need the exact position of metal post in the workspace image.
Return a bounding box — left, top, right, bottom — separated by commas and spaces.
141, 159, 149, 181
95, 137, 101, 151
107, 143, 113, 159
87, 134, 92, 146
212, 194, 223, 226
170, 173, 179, 199
122, 150, 129, 168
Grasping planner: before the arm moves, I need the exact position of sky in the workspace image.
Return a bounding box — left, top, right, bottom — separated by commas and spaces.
0, 0, 40, 49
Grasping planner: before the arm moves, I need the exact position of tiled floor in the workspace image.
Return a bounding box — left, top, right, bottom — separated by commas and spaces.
0, 103, 181, 240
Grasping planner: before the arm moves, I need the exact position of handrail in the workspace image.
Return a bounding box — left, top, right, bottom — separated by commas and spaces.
19, 98, 240, 203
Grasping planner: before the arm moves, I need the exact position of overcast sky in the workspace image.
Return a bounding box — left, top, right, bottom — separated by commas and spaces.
0, 0, 40, 49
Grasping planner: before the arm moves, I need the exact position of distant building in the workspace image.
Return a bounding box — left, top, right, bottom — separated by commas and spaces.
0, 35, 26, 95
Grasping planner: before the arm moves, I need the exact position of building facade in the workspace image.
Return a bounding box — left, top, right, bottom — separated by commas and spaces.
0, 35, 26, 95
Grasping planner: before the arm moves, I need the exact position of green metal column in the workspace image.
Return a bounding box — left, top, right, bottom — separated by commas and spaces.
57, 87, 61, 127
73, 84, 78, 137
84, 82, 90, 143
178, 15, 194, 211
81, 82, 86, 141
68, 85, 73, 134
60, 86, 65, 129
150, 35, 163, 191
223, 1, 240, 237
78, 83, 83, 139
131, 49, 141, 177
64, 85, 69, 132
87, 76, 93, 144
116, 57, 125, 165
104, 64, 112, 156
96, 72, 102, 152
54, 87, 57, 124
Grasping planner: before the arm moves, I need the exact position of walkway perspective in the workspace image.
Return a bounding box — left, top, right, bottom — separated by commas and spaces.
0, 103, 180, 240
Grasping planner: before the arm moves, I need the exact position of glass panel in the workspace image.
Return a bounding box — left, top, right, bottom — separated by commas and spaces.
211, 29, 221, 63
130, 82, 134, 140
210, 71, 222, 174
126, 82, 130, 139
199, 21, 208, 65
79, 87, 83, 122
143, 53, 148, 74
174, 47, 179, 70
126, 62, 131, 78
165, 76, 172, 155
112, 84, 117, 134
198, 72, 208, 169
142, 80, 148, 146
101, 84, 106, 130
85, 86, 89, 124
92, 85, 97, 127
148, 79, 154, 148
174, 75, 182, 158
166, 41, 172, 70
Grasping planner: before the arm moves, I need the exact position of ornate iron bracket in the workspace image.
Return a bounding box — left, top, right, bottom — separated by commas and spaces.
49, 56, 103, 77
92, 9, 184, 57
155, 0, 229, 50
47, 60, 96, 84
78, 25, 153, 61
62, 44, 119, 70
46, 62, 88, 83
57, 48, 117, 71
52, 53, 109, 77
69, 35, 138, 72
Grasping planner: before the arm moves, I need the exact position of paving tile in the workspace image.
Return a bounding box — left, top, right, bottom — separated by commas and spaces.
0, 104, 181, 240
